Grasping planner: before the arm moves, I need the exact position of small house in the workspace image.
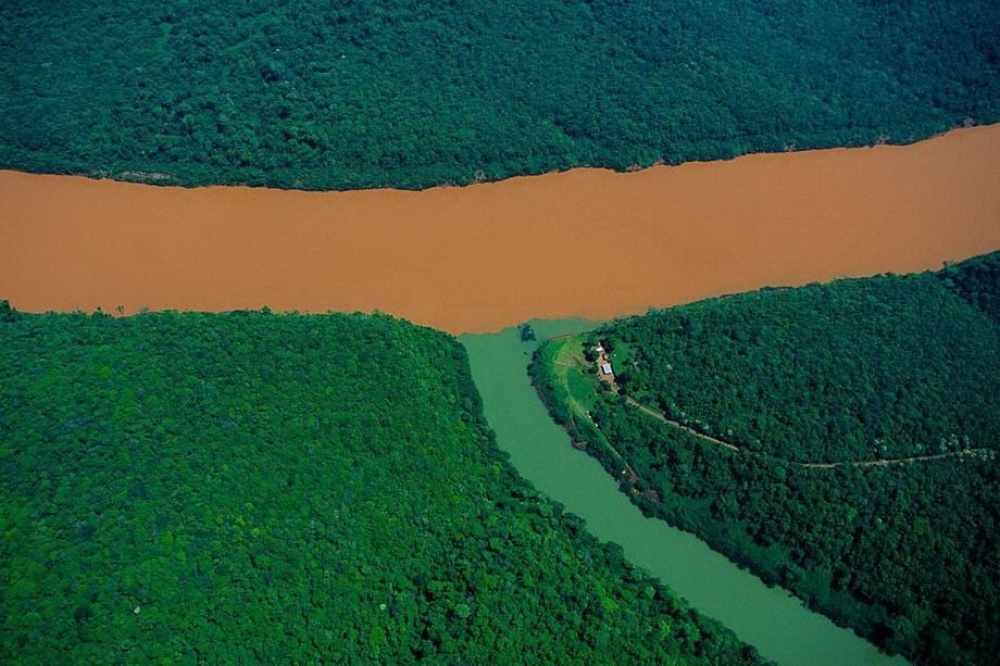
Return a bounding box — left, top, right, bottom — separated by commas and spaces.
601, 362, 613, 375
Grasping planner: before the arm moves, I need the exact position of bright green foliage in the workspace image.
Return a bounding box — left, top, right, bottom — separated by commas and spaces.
531, 252, 1000, 664
1, 0, 998, 190
0, 307, 764, 665
531, 336, 599, 430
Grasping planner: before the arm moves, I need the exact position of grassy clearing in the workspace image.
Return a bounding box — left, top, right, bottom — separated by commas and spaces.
539, 334, 599, 422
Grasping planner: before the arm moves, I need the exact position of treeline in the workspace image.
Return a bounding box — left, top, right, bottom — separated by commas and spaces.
1, 0, 998, 190
940, 251, 1000, 324
531, 252, 1000, 664
0, 304, 765, 664
609, 260, 1000, 464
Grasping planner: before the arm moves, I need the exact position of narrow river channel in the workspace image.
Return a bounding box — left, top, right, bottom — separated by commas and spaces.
461, 319, 908, 666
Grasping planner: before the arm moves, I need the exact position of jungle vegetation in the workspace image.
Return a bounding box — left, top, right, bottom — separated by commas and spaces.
530, 252, 1000, 665
0, 304, 766, 664
1, 0, 998, 190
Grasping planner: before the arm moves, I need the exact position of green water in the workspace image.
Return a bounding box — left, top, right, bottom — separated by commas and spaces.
461, 320, 908, 666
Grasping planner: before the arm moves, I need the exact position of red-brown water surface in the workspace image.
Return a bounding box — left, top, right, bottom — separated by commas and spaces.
2, 125, 999, 334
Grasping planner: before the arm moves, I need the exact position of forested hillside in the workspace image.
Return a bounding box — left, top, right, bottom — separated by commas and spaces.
531, 252, 1000, 664
0, 304, 765, 664
1, 0, 998, 190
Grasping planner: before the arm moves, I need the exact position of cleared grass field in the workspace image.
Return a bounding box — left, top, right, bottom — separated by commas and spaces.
536, 334, 598, 424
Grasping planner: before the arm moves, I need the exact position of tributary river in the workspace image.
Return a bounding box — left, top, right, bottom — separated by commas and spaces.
5, 127, 992, 664
462, 320, 908, 666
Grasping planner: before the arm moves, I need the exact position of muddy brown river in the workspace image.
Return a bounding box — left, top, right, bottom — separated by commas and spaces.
2, 125, 999, 333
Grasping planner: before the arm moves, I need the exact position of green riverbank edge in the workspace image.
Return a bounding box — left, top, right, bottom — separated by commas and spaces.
0, 303, 768, 665
2, 0, 998, 190
528, 254, 1000, 664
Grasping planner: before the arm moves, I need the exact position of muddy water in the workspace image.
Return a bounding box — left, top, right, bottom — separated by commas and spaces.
2, 125, 1000, 333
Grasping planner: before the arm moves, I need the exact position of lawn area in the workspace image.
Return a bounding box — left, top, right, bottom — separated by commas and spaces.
537, 334, 599, 422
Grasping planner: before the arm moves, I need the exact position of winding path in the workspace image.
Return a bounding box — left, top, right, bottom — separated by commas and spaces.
622, 395, 988, 469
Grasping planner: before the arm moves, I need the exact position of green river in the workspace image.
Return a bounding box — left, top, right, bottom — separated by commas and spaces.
461, 319, 908, 666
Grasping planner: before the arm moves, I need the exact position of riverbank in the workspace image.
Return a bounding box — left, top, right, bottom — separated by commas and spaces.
462, 321, 907, 666
3, 125, 999, 333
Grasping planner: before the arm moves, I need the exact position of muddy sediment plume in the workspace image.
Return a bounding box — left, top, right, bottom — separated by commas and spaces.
3, 126, 999, 334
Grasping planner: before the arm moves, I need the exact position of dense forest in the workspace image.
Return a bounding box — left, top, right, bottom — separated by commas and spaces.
1, 0, 998, 190
0, 304, 766, 664
531, 252, 1000, 665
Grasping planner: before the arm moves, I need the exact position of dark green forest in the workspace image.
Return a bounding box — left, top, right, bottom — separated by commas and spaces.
0, 305, 765, 664
531, 252, 1000, 665
1, 0, 998, 190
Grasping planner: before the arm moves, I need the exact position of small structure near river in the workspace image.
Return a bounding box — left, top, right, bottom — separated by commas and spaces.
595, 345, 619, 392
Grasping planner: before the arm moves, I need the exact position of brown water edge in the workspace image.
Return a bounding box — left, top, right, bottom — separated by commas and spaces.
2, 125, 999, 334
